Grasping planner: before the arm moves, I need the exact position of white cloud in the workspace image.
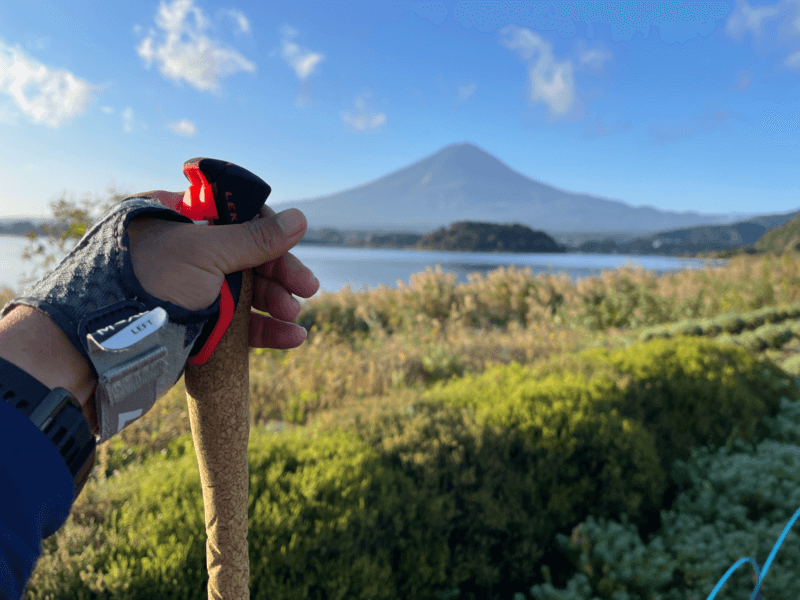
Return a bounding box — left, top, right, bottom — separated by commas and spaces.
122, 107, 135, 132
726, 0, 786, 39
499, 25, 575, 118
457, 82, 476, 103
101, 106, 114, 114
119, 106, 149, 133
135, 0, 257, 95
725, 0, 800, 76
295, 80, 318, 107
785, 50, 800, 69
576, 42, 613, 71
0, 41, 99, 128
167, 118, 197, 136
341, 93, 386, 131
278, 24, 325, 80
216, 9, 250, 35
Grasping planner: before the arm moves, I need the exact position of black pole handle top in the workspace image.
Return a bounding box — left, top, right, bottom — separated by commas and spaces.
182, 158, 272, 225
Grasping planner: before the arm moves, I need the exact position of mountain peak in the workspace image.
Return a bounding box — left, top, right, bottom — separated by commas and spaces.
277, 142, 754, 236
414, 142, 520, 182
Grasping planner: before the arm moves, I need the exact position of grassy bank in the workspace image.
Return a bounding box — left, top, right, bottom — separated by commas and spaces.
6, 249, 800, 598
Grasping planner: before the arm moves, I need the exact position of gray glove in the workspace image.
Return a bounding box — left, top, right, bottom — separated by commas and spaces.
0, 197, 219, 444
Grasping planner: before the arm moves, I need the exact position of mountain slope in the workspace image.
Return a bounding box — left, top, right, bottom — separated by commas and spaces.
271, 142, 770, 235
754, 213, 800, 254
574, 209, 800, 255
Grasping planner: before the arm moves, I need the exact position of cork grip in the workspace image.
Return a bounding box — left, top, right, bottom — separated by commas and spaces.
185, 268, 253, 599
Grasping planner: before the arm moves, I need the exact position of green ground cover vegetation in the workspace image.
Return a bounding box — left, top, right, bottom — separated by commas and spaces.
6, 247, 800, 599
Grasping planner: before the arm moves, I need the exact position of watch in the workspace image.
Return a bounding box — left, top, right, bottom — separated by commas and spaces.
0, 356, 96, 502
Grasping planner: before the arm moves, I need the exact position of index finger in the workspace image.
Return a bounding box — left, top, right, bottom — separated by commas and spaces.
253, 250, 318, 298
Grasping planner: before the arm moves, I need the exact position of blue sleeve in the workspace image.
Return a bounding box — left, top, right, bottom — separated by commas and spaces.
0, 401, 76, 600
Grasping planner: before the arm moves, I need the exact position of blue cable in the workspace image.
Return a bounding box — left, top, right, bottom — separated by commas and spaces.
705, 503, 800, 600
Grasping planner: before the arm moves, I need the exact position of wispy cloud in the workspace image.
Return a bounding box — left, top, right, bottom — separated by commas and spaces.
341, 92, 386, 131
134, 0, 256, 96
166, 118, 197, 136
216, 8, 251, 35
276, 25, 325, 80
726, 0, 800, 73
272, 24, 326, 106
785, 50, 800, 69
122, 107, 134, 132
456, 82, 476, 103
575, 42, 613, 72
499, 25, 577, 119
0, 40, 99, 128
121, 107, 151, 133
725, 0, 788, 39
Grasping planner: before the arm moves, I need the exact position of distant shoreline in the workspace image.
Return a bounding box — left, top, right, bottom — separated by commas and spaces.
0, 232, 739, 261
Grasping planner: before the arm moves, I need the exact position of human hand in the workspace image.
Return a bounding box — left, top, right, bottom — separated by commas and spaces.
127, 191, 319, 350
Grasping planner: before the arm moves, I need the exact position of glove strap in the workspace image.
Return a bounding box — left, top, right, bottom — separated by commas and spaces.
83, 304, 169, 444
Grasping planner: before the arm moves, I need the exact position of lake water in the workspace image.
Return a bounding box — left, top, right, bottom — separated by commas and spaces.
0, 235, 731, 304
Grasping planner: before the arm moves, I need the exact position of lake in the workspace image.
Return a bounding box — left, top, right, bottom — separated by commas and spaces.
0, 235, 730, 304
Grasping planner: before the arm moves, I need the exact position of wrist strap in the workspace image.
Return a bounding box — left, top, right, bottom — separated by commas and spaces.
0, 357, 96, 501
82, 304, 170, 444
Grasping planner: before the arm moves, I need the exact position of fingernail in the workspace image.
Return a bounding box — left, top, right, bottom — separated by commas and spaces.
276, 209, 305, 238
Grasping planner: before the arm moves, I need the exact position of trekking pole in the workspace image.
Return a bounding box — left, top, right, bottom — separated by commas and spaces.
172, 158, 271, 598
185, 266, 253, 599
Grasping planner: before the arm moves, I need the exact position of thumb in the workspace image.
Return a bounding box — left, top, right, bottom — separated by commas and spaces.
209, 208, 307, 275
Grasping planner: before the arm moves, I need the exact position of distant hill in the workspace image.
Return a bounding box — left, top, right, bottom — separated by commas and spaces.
415, 221, 565, 253
314, 208, 800, 258
573, 208, 800, 258
269, 142, 767, 236
751, 212, 800, 253
0, 219, 58, 237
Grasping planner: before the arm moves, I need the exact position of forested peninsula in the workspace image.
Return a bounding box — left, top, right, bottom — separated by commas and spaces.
363, 221, 566, 253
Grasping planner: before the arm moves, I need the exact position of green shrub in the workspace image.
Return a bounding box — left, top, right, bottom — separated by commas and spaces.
28, 426, 457, 600
390, 362, 667, 598
665, 321, 704, 337
282, 389, 321, 425
573, 275, 675, 331
779, 354, 800, 378
529, 396, 800, 600
715, 313, 747, 335
757, 324, 794, 350
523, 336, 799, 481
26, 438, 209, 599
420, 345, 468, 383
296, 299, 372, 339
693, 317, 723, 337
244, 424, 453, 600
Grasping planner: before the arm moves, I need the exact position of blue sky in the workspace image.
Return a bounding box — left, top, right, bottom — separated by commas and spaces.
0, 0, 798, 222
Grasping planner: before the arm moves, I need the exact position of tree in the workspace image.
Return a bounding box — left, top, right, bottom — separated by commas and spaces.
15, 187, 132, 291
